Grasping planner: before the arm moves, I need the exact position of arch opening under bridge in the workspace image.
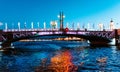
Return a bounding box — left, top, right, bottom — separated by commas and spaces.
1, 30, 114, 48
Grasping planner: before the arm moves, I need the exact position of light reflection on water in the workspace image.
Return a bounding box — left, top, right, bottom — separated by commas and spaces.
0, 41, 120, 72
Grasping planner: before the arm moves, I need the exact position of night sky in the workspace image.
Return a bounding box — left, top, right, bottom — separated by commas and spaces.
0, 0, 120, 29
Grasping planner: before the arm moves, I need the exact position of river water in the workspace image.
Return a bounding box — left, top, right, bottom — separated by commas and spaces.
0, 41, 120, 72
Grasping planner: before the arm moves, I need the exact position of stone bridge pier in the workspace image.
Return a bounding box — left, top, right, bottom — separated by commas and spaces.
0, 30, 34, 48
0, 31, 14, 48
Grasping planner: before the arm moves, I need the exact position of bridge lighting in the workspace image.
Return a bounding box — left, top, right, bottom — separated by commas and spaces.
57, 15, 60, 18
18, 22, 20, 30
56, 21, 58, 29
50, 21, 57, 29
37, 22, 40, 29
72, 23, 74, 30
5, 23, 8, 30
44, 22, 46, 29
63, 15, 65, 18
92, 24, 95, 30
87, 23, 90, 30
98, 23, 103, 31
24, 22, 27, 29
31, 22, 34, 29
77, 23, 80, 30
57, 15, 65, 18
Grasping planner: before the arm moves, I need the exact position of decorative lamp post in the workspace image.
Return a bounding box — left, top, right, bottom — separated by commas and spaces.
44, 22, 46, 29
50, 21, 57, 29
5, 23, 8, 30
18, 22, 20, 30
98, 23, 103, 31
56, 21, 58, 29
77, 23, 80, 30
72, 23, 74, 30
37, 22, 40, 29
58, 11, 65, 31
24, 22, 27, 29
31, 22, 34, 29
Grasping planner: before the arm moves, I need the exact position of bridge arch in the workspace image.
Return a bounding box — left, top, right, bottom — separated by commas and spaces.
1, 33, 112, 48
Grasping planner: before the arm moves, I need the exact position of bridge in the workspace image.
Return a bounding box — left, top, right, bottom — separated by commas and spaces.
0, 12, 120, 49
0, 28, 118, 48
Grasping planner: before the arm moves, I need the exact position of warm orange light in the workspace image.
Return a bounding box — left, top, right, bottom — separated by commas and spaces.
49, 51, 78, 72
35, 51, 78, 72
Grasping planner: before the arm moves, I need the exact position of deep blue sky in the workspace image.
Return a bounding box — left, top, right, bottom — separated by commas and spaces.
0, 0, 120, 29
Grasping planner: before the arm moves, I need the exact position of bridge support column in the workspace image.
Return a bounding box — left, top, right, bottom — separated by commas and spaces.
1, 33, 13, 48
0, 30, 3, 42
2, 42, 11, 48
0, 30, 3, 49
115, 29, 119, 46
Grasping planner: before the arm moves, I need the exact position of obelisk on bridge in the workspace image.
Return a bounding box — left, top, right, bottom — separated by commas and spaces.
58, 11, 65, 31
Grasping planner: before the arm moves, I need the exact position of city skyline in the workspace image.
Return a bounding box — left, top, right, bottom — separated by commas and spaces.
0, 0, 120, 30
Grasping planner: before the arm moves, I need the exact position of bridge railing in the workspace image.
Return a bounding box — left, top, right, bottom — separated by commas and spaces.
3, 29, 59, 32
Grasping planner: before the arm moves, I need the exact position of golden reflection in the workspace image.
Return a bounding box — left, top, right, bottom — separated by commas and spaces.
49, 51, 74, 72
49, 51, 77, 72
35, 50, 78, 72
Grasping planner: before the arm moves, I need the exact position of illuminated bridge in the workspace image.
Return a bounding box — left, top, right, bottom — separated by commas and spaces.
0, 12, 120, 48
0, 28, 118, 48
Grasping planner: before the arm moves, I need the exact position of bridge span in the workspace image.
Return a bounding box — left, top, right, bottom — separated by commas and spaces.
0, 29, 118, 48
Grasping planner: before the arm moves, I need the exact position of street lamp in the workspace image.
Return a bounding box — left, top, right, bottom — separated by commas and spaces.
98, 23, 103, 31
58, 11, 65, 31
18, 22, 20, 30
77, 22, 80, 30
24, 22, 27, 29
44, 22, 46, 29
31, 22, 34, 29
5, 23, 8, 30
37, 22, 40, 29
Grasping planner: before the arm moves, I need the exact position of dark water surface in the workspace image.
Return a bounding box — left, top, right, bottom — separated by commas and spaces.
0, 41, 120, 72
